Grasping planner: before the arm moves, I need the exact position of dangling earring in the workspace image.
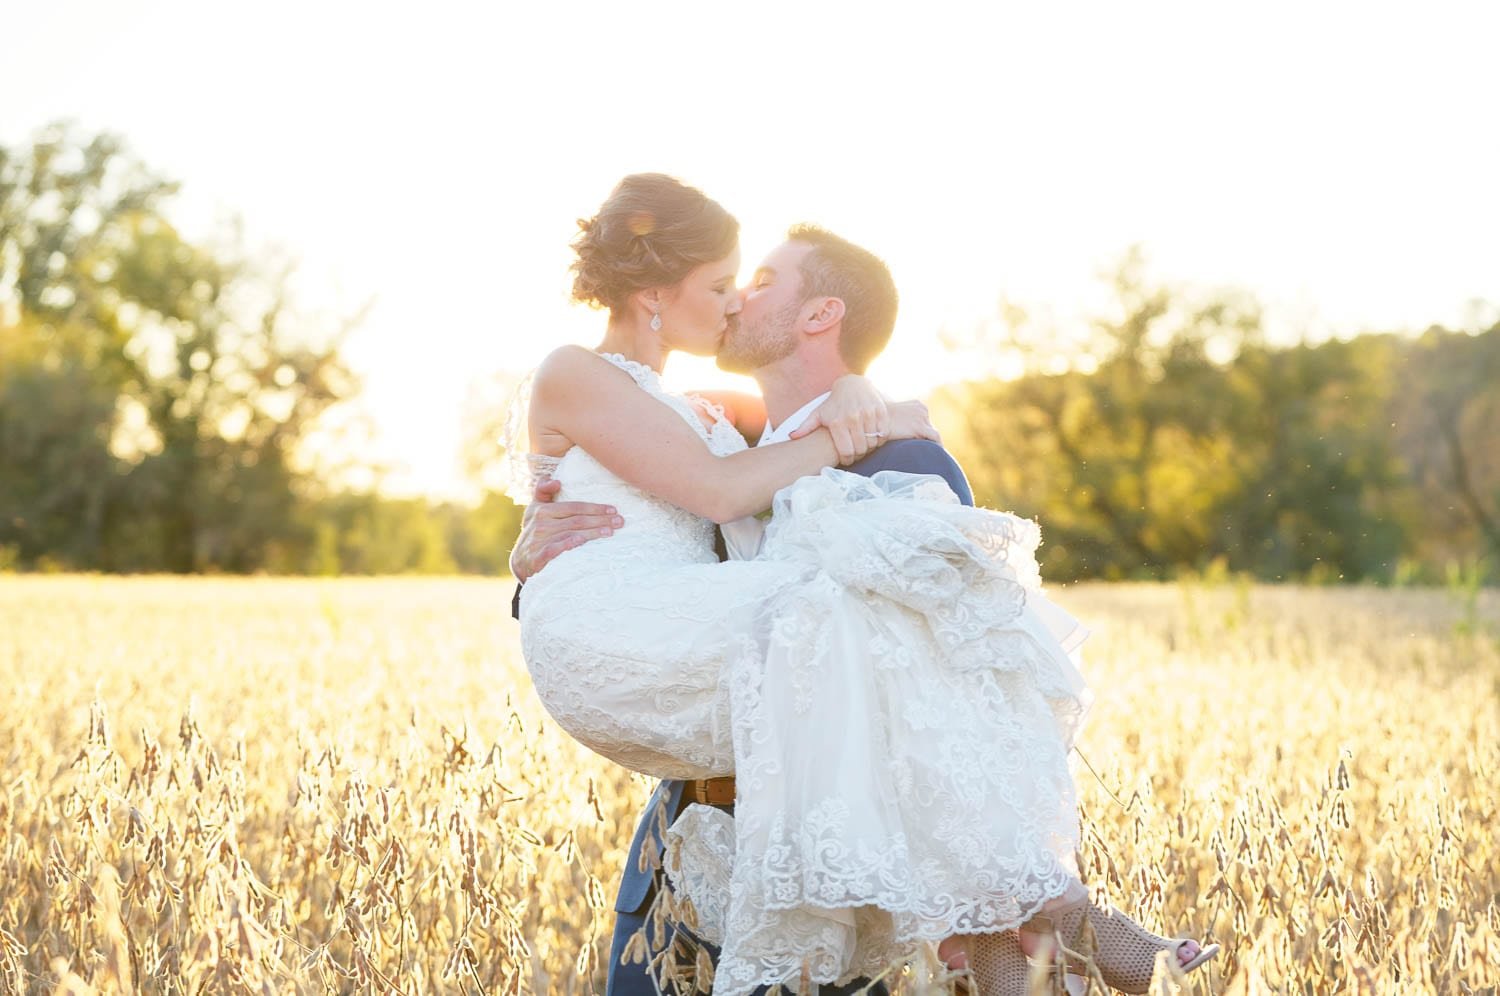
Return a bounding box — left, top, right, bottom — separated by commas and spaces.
650, 311, 662, 333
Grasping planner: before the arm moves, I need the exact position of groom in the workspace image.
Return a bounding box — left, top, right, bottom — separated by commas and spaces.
510, 225, 973, 994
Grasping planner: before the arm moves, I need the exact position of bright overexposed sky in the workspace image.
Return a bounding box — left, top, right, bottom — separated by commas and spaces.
7, 0, 1498, 498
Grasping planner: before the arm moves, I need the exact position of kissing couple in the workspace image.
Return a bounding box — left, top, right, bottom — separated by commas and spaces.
505, 173, 1218, 995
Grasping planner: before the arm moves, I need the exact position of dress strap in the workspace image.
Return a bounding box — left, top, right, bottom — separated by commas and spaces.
597, 349, 722, 445
597, 351, 665, 393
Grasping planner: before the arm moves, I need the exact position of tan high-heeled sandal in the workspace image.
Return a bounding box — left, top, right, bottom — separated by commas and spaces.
1024, 898, 1219, 994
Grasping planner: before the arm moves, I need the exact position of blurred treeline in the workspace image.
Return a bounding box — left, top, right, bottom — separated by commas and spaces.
933, 252, 1498, 583
0, 126, 521, 575
2, 127, 1495, 582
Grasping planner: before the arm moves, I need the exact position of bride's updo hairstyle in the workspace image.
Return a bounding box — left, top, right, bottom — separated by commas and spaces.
571, 174, 739, 314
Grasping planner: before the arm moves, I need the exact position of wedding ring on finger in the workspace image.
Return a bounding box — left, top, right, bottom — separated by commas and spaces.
864, 431, 887, 438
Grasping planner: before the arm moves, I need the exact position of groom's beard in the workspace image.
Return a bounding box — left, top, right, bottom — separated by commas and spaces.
716, 299, 800, 374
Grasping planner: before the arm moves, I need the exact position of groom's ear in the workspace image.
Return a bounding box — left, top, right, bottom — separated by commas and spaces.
802, 296, 846, 335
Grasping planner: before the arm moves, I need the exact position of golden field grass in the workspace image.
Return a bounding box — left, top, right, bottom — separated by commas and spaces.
0, 576, 1496, 995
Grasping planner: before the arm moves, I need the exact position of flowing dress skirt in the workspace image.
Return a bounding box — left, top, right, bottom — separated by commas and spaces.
521, 469, 1091, 995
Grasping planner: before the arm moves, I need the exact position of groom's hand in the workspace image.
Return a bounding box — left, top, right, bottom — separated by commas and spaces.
508, 478, 624, 582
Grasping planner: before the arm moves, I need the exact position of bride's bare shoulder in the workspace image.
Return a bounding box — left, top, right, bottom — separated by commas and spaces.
535, 344, 604, 381
529, 348, 616, 454
532, 346, 623, 397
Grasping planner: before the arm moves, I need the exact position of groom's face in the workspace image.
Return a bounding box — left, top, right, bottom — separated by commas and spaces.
716, 240, 813, 374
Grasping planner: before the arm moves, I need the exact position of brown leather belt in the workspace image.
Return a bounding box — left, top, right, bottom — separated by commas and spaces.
684, 776, 735, 807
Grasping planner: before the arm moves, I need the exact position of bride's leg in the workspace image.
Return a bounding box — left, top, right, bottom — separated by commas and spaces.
929, 887, 1097, 968
937, 932, 1031, 996
936, 935, 969, 970
1015, 877, 1215, 994
1015, 879, 1088, 959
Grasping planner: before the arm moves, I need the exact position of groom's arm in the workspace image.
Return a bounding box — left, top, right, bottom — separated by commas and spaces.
509, 479, 623, 620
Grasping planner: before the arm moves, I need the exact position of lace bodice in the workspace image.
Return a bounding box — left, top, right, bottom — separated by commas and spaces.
524, 352, 748, 570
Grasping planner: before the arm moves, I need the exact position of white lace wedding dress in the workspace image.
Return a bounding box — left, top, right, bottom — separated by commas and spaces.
514, 353, 1093, 996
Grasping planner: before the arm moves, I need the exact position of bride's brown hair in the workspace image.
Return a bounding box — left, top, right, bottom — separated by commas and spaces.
571, 174, 739, 313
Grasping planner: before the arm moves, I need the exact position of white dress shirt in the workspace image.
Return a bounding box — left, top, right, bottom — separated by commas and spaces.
719, 392, 831, 561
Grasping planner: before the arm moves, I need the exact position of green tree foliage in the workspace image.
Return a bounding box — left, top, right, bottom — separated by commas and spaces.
1221, 336, 1409, 581
934, 254, 1494, 583
0, 124, 528, 576
0, 315, 122, 566
298, 493, 456, 575
1392, 325, 1500, 565
441, 490, 525, 575
1, 124, 360, 571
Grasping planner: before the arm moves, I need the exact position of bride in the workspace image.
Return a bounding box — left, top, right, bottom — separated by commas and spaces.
510, 173, 1216, 995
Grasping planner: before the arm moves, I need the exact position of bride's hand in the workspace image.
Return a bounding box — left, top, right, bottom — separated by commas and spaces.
888, 399, 941, 445
787, 374, 891, 463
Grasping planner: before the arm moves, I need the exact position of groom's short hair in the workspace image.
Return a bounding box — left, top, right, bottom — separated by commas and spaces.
787, 224, 898, 374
